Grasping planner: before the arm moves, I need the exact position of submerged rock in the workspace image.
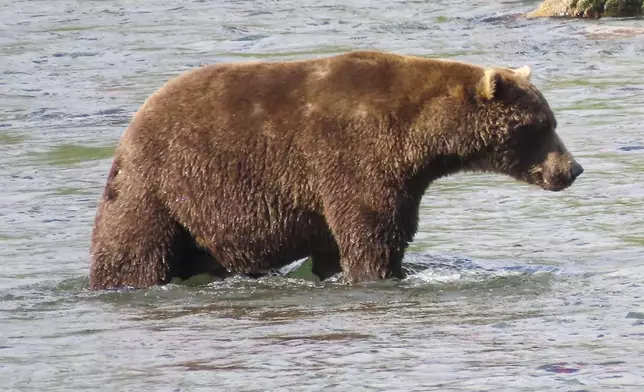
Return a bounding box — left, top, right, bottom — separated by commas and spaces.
527, 0, 643, 19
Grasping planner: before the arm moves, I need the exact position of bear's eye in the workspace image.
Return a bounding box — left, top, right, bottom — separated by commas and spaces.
516, 124, 540, 135
540, 116, 556, 131
513, 124, 544, 146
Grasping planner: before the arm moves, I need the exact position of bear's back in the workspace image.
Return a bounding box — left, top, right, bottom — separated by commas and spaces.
128, 51, 486, 144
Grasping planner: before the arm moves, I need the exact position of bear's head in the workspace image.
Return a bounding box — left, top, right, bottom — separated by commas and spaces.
464, 65, 584, 192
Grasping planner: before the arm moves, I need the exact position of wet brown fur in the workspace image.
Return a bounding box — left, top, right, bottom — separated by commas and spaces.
89, 50, 582, 290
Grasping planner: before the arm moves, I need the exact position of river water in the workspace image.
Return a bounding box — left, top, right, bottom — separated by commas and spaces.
2, 0, 644, 391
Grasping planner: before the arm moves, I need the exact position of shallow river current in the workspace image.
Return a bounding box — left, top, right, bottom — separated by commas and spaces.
2, 0, 644, 391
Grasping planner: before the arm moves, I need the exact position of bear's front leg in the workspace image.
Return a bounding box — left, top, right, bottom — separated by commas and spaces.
323, 202, 410, 283
339, 235, 406, 283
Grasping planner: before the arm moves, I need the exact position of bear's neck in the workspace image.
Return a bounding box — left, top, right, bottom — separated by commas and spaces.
404, 153, 469, 199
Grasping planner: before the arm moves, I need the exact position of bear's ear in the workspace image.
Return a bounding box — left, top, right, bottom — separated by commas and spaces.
477, 66, 532, 101
514, 65, 532, 80
477, 68, 502, 101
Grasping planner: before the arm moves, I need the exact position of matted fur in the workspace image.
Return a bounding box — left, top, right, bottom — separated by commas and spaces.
89, 50, 583, 290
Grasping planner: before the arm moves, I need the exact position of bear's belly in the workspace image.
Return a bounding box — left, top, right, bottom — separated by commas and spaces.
185, 206, 331, 274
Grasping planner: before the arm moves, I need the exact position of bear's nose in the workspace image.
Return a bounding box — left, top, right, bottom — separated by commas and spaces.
570, 161, 584, 180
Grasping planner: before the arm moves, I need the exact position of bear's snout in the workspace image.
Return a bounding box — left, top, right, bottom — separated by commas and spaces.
539, 155, 583, 192
570, 160, 584, 181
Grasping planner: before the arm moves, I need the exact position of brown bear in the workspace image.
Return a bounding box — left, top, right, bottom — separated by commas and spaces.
89, 50, 584, 290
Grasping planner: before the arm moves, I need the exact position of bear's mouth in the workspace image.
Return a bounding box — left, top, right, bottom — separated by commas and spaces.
529, 166, 574, 192
540, 177, 572, 192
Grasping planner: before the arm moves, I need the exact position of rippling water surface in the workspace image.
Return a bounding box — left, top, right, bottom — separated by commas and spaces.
2, 1, 644, 390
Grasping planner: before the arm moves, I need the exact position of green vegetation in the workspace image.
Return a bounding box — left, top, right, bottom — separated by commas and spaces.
220, 46, 353, 59
32, 144, 115, 166
284, 258, 320, 282
50, 187, 94, 195
0, 132, 25, 144
557, 99, 625, 111
51, 25, 98, 32
170, 273, 219, 286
